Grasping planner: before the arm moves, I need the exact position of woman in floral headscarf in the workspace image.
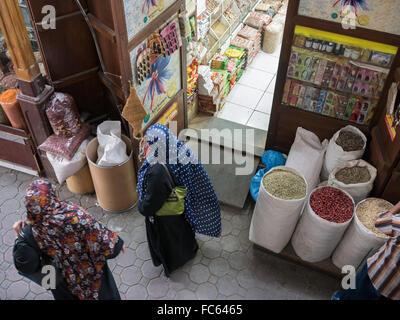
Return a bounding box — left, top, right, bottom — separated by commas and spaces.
12, 179, 125, 300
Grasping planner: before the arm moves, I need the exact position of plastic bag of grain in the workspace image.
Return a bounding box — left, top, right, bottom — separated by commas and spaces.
291, 186, 355, 263
249, 166, 307, 253
332, 198, 392, 269
286, 127, 328, 194
328, 159, 377, 204
321, 125, 367, 181
262, 22, 283, 54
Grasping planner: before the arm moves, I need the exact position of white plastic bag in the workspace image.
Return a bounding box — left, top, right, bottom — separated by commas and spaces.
321, 125, 367, 181
285, 127, 328, 194
47, 139, 89, 184
291, 186, 355, 263
249, 166, 308, 253
96, 121, 128, 167
328, 160, 377, 204
331, 200, 389, 270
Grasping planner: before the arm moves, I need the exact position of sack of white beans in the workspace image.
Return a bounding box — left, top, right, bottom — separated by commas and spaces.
332, 198, 393, 269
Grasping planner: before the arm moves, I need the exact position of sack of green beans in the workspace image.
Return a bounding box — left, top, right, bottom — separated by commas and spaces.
249, 166, 307, 253
291, 186, 355, 263
328, 159, 377, 204
332, 198, 392, 269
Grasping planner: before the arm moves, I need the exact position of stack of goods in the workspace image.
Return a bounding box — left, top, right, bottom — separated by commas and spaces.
244, 11, 272, 31
198, 66, 228, 116
0, 89, 26, 129
187, 58, 199, 105
291, 186, 355, 262
250, 166, 307, 253
332, 198, 393, 269
233, 25, 261, 64
223, 46, 247, 86
39, 92, 90, 162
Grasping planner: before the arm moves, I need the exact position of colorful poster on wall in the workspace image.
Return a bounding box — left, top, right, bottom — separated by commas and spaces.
298, 0, 400, 36
130, 18, 182, 127
124, 0, 176, 41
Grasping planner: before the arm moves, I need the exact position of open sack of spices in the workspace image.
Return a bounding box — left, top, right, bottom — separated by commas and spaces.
291, 186, 355, 263
332, 198, 393, 269
321, 125, 367, 181
39, 92, 90, 160
250, 166, 307, 253
328, 159, 377, 204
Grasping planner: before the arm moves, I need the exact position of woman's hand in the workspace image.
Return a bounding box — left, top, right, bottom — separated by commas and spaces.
389, 201, 400, 216
122, 244, 126, 254
12, 220, 25, 239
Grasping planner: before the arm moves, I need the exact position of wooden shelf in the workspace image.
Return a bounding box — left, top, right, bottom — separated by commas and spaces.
292, 45, 393, 71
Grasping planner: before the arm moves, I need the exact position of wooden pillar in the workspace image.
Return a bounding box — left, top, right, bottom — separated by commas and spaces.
0, 0, 55, 177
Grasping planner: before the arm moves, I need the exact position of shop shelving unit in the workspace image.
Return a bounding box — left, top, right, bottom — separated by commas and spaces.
267, 0, 400, 201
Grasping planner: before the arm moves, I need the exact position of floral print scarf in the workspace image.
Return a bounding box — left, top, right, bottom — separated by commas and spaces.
25, 179, 118, 300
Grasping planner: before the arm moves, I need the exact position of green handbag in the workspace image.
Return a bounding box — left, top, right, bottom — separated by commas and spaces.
156, 163, 187, 216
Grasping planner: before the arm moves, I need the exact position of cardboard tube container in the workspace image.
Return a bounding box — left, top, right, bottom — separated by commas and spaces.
0, 89, 27, 130
86, 135, 138, 212
66, 165, 95, 195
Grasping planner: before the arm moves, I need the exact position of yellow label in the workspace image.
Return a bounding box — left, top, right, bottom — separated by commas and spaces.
167, 81, 177, 98
295, 25, 398, 55
358, 15, 370, 26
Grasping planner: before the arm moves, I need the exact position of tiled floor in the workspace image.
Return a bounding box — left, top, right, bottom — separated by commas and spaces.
0, 167, 339, 300
217, 47, 281, 131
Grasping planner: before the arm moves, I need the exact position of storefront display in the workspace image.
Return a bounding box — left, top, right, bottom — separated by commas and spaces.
282, 26, 397, 126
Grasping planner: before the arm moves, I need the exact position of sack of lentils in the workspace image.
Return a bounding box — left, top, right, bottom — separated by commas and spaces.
249, 166, 307, 253
332, 198, 392, 269
321, 125, 367, 181
291, 186, 355, 263
328, 159, 377, 204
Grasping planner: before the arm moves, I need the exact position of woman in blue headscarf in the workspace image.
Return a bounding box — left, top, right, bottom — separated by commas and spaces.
137, 124, 221, 276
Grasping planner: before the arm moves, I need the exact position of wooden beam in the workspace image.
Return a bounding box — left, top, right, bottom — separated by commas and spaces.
0, 0, 41, 82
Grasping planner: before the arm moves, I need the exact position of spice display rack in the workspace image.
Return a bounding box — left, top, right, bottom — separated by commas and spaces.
267, 0, 400, 153
267, 0, 400, 203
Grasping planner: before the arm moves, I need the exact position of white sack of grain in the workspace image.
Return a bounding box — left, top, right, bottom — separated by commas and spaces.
332, 198, 392, 269
328, 159, 377, 204
262, 22, 283, 54
321, 125, 367, 181
291, 187, 355, 263
249, 166, 307, 253
285, 127, 328, 194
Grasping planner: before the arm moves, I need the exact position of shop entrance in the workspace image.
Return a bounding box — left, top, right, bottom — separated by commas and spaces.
182, 0, 287, 208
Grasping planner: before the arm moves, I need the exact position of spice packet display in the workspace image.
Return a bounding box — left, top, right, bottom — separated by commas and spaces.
282, 78, 374, 124
211, 20, 228, 39
210, 55, 229, 70
46, 93, 83, 138
244, 16, 265, 30
250, 11, 272, 26
287, 48, 387, 102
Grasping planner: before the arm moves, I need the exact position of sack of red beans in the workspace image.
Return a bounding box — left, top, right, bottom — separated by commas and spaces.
291, 186, 355, 263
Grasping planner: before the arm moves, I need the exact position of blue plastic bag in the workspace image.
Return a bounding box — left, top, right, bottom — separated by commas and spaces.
250, 150, 286, 201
